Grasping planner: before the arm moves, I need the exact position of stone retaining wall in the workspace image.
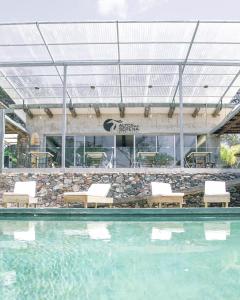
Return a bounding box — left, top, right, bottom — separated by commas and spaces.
0, 172, 240, 207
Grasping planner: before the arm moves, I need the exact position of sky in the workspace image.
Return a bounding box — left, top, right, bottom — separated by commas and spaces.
0, 0, 240, 23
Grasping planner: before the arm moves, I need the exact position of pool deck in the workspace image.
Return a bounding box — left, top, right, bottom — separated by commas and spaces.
0, 208, 240, 221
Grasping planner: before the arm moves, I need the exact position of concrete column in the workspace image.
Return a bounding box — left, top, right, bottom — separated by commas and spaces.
0, 109, 5, 171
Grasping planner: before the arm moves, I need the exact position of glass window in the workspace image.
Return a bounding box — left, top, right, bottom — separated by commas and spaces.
157, 135, 175, 166
75, 136, 84, 167
135, 135, 156, 152
85, 136, 114, 167
46, 136, 62, 167
65, 136, 74, 168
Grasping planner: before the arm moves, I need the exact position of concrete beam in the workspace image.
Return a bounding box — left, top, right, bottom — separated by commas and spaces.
192, 107, 201, 118
44, 108, 53, 118
10, 102, 234, 110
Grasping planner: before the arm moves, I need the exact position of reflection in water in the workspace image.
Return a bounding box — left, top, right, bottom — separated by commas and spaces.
151, 222, 185, 240
64, 222, 111, 241
14, 223, 35, 241
0, 219, 240, 300
204, 222, 230, 241
0, 271, 16, 286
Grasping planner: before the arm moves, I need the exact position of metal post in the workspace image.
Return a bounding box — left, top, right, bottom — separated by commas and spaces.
62, 66, 67, 170
179, 65, 184, 168
0, 109, 5, 172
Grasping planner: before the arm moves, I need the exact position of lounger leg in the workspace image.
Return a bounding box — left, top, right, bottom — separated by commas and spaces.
225, 202, 228, 208
158, 202, 162, 208
95, 203, 97, 208
84, 202, 87, 208
205, 202, 208, 208
148, 202, 153, 208
17, 203, 20, 208
180, 202, 182, 208
109, 204, 112, 208
26, 203, 29, 208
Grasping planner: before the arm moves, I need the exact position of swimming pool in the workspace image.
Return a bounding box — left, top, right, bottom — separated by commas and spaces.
0, 209, 240, 300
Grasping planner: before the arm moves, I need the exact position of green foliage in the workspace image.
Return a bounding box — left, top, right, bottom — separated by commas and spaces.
221, 134, 240, 147
220, 144, 240, 167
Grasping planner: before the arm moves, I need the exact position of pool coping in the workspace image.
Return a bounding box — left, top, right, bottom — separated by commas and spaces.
1, 207, 240, 217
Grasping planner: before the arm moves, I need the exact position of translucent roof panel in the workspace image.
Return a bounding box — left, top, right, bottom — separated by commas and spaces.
67, 86, 120, 98
120, 44, 190, 60
121, 65, 178, 74
39, 22, 117, 43
195, 22, 240, 43
118, 22, 197, 42
0, 45, 51, 62
48, 44, 118, 61
0, 24, 42, 45
0, 21, 240, 107
67, 75, 120, 87
121, 74, 178, 86
66, 65, 119, 75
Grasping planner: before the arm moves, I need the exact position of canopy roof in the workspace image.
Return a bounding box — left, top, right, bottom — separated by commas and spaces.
0, 21, 240, 107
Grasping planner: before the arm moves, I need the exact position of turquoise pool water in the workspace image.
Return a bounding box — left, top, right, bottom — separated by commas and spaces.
0, 219, 240, 300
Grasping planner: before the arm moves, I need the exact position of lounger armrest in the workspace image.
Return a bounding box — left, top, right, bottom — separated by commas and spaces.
64, 192, 88, 196
87, 195, 113, 204
205, 192, 230, 196
3, 192, 30, 197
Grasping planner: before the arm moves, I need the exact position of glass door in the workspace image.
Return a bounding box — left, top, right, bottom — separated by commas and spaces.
116, 135, 134, 167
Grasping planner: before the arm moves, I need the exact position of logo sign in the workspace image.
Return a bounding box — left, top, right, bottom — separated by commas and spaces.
103, 119, 140, 134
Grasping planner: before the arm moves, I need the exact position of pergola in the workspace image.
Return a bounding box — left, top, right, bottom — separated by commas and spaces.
0, 21, 240, 169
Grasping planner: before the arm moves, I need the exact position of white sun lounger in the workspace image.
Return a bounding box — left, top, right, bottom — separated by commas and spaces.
148, 182, 185, 208
64, 183, 113, 208
204, 181, 230, 208
2, 181, 37, 208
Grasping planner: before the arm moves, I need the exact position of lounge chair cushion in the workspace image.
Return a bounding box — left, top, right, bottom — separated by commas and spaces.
204, 181, 227, 195
14, 181, 36, 197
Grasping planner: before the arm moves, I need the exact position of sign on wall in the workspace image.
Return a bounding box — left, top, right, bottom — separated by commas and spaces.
103, 119, 140, 134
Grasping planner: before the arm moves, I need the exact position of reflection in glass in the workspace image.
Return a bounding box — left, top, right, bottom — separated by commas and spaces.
85, 136, 114, 167
75, 136, 84, 166
46, 136, 62, 167
157, 135, 175, 166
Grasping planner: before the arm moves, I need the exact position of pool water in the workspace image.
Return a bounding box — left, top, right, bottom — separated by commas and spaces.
0, 219, 240, 300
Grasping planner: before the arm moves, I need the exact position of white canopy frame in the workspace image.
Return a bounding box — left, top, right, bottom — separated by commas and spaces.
1, 21, 240, 169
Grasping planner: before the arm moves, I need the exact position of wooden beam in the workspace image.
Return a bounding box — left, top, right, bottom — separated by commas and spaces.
168, 105, 175, 118
144, 106, 150, 118
119, 104, 125, 118
69, 104, 77, 118
94, 106, 101, 118
220, 116, 240, 134
192, 107, 201, 118
23, 105, 33, 119
44, 108, 53, 118
212, 102, 222, 117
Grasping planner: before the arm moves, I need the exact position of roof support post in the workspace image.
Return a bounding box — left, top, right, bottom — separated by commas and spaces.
62, 65, 67, 170
0, 109, 5, 172
179, 65, 184, 168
